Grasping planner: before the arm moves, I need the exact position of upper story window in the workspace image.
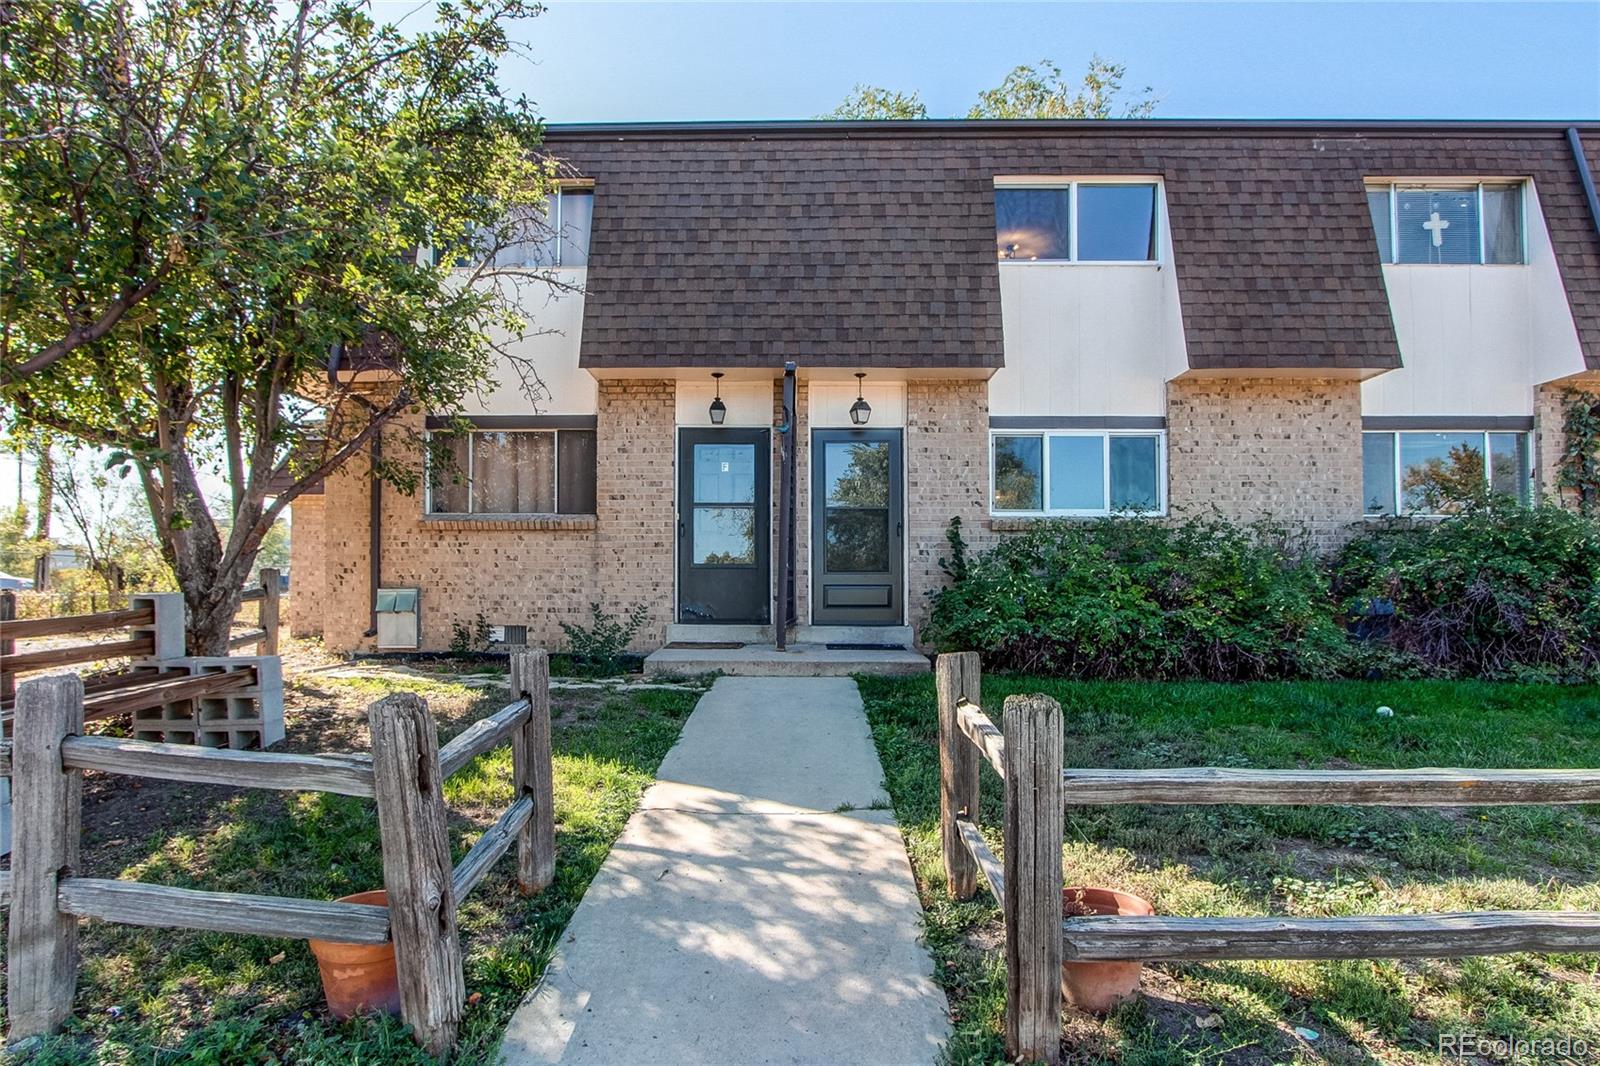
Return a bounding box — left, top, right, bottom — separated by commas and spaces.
1366, 182, 1524, 265
427, 428, 597, 516
995, 181, 1159, 263
492, 187, 594, 269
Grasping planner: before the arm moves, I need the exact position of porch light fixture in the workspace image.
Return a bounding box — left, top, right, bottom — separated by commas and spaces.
849, 373, 871, 426
708, 372, 727, 425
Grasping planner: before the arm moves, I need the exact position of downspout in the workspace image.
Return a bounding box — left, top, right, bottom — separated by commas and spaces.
775, 362, 797, 650
327, 339, 384, 639
363, 426, 382, 639
1568, 128, 1600, 244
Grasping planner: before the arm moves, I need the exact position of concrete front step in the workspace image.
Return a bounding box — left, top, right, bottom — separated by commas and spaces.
644, 642, 929, 677
663, 623, 918, 648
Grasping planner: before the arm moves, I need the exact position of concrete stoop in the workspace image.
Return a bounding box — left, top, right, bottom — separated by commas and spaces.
643, 641, 930, 677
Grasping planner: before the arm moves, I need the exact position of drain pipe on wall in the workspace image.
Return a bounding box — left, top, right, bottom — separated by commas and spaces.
775, 362, 797, 651
326, 340, 385, 640
1569, 128, 1600, 244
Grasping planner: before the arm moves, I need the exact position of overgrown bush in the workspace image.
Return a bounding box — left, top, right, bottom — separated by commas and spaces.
924, 516, 1350, 680
1331, 503, 1600, 681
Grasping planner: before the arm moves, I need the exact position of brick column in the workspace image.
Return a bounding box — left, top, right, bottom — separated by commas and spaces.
1535, 370, 1600, 509
1166, 376, 1363, 551
905, 380, 991, 644
596, 379, 677, 649
287, 495, 326, 638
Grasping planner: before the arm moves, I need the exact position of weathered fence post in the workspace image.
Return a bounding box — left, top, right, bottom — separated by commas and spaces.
368, 692, 464, 1056
509, 646, 555, 894
1002, 693, 1065, 1066
259, 569, 280, 656
937, 652, 981, 900
7, 674, 86, 1041
1, 588, 16, 704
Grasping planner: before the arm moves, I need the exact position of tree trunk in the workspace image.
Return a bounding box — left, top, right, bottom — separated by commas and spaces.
155, 449, 250, 656
33, 440, 53, 540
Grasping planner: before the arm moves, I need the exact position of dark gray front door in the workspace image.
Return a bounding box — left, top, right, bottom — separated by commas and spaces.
811, 429, 903, 625
677, 429, 770, 625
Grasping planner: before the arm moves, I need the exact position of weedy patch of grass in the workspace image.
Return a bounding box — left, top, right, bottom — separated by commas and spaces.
5, 673, 700, 1065
858, 675, 1600, 1064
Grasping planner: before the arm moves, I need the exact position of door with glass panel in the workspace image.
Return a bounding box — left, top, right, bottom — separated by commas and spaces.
811, 429, 904, 625
677, 429, 770, 625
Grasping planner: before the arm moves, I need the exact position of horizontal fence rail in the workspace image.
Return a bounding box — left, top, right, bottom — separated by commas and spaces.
1062, 766, 1600, 806
57, 879, 392, 945
955, 817, 1005, 904
955, 700, 1006, 779
57, 735, 377, 797
439, 699, 532, 780
1061, 911, 1600, 962
5, 637, 155, 674
0, 607, 154, 642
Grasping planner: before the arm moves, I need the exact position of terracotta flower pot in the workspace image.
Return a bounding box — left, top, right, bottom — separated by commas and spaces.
1061, 886, 1154, 1014
308, 890, 401, 1019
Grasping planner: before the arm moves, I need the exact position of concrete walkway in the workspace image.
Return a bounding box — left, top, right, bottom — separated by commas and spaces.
499, 677, 947, 1066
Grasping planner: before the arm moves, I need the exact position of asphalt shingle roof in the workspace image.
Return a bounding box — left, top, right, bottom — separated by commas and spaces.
543, 122, 1600, 374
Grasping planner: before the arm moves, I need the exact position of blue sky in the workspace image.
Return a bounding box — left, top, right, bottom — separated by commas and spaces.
489, 1, 1600, 122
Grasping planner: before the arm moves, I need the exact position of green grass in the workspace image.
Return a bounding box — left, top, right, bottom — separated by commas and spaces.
858, 675, 1600, 1065
8, 678, 700, 1065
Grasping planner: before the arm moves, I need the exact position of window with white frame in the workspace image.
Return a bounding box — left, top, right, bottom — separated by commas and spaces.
427, 429, 597, 515
991, 431, 1165, 515
994, 181, 1159, 262
1366, 183, 1524, 265
1362, 430, 1531, 517
491, 187, 594, 269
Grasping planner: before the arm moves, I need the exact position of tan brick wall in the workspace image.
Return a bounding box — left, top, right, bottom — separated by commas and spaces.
595, 379, 677, 649
905, 380, 991, 642
317, 411, 601, 653
1166, 376, 1363, 549
286, 495, 325, 638
1535, 370, 1600, 510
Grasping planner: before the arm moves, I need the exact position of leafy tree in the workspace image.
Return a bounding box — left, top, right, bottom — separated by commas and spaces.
2, 0, 561, 651
969, 55, 1157, 119
825, 55, 1156, 121
822, 84, 929, 120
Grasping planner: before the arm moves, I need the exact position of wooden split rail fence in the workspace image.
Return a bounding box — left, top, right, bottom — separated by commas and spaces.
0, 646, 556, 1055
935, 651, 1600, 1065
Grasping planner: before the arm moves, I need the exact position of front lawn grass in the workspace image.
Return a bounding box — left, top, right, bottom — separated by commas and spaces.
859, 675, 1600, 1065
6, 667, 701, 1064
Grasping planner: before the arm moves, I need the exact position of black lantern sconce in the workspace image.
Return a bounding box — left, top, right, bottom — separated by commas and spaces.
849, 372, 871, 426
709, 372, 727, 425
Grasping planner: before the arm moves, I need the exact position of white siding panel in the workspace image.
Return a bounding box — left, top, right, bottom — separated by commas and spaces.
464, 269, 597, 416
1363, 181, 1586, 416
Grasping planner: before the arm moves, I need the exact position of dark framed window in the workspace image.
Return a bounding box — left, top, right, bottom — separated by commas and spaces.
427, 428, 596, 515
995, 181, 1159, 263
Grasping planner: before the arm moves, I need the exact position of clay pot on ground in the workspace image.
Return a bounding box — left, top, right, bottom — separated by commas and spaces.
1060, 886, 1154, 1014
308, 890, 402, 1019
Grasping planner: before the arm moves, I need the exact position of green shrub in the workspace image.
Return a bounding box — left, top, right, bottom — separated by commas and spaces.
923, 516, 1349, 681
1331, 503, 1600, 681
560, 602, 650, 676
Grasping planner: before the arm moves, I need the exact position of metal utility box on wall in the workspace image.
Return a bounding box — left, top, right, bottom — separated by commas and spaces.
376, 587, 420, 649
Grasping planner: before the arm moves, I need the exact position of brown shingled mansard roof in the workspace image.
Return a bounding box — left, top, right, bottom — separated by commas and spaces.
543, 120, 1600, 375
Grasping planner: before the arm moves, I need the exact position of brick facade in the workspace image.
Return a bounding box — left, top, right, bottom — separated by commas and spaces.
295, 374, 1398, 653
286, 495, 325, 638
595, 380, 677, 648
905, 381, 991, 640
1166, 377, 1364, 549
1535, 370, 1600, 510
